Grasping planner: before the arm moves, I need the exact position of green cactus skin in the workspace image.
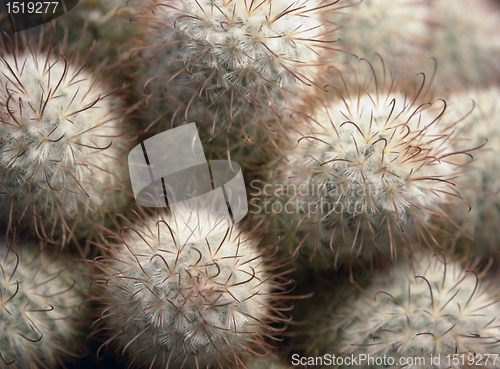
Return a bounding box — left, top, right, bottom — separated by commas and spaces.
53, 0, 141, 69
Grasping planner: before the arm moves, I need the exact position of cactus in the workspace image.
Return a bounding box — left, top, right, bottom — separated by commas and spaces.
0, 36, 130, 246
0, 239, 88, 368
328, 0, 430, 79
302, 252, 500, 368
53, 0, 140, 67
260, 73, 470, 269
93, 209, 285, 369
445, 87, 500, 255
424, 0, 500, 93
131, 0, 339, 142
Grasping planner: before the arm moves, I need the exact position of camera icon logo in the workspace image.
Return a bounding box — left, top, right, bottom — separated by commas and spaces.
2, 0, 79, 33
128, 123, 248, 244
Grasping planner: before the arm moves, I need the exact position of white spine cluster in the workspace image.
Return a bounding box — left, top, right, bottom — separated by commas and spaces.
0, 47, 126, 243
95, 210, 279, 368
0, 241, 86, 368
312, 253, 500, 368
268, 85, 466, 267
135, 0, 335, 138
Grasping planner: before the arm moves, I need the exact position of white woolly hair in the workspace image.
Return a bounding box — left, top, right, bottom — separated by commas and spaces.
93, 209, 284, 369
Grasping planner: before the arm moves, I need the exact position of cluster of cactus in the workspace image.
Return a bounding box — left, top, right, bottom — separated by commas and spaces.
1, 0, 500, 368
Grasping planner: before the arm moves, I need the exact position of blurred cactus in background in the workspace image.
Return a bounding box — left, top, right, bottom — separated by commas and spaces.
0, 239, 89, 368
328, 0, 431, 78
425, 0, 500, 93
446, 88, 500, 256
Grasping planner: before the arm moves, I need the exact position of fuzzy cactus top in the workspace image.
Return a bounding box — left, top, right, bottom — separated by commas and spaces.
0, 47, 126, 243
267, 85, 464, 267
96, 211, 278, 369
307, 253, 500, 369
136, 0, 333, 137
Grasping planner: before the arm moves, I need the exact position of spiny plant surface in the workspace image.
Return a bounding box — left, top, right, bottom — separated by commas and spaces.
0, 240, 87, 369
131, 0, 340, 142
304, 253, 500, 368
93, 210, 285, 369
0, 37, 129, 246
262, 74, 471, 269
445, 87, 500, 255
